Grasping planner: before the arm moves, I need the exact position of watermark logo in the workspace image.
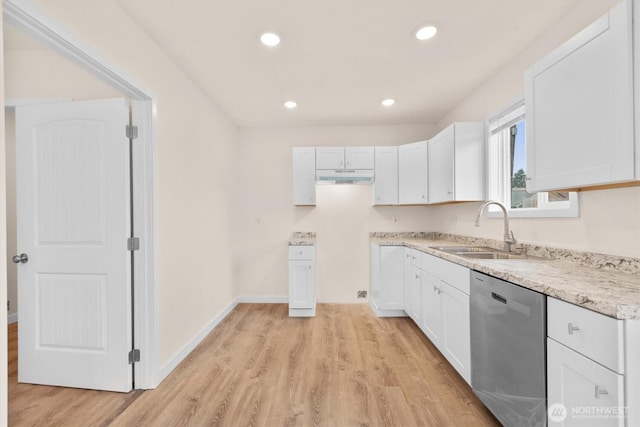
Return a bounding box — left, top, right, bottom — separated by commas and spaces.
548, 403, 568, 423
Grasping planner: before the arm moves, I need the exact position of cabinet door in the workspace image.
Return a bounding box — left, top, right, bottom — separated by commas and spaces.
547, 338, 625, 427
373, 146, 398, 205
398, 141, 428, 204
440, 281, 471, 384
428, 126, 455, 203
292, 148, 316, 205
370, 243, 381, 308
379, 246, 404, 310
526, 2, 634, 191
289, 260, 315, 309
403, 248, 413, 313
345, 147, 374, 169
316, 147, 345, 169
410, 266, 422, 324
421, 271, 441, 345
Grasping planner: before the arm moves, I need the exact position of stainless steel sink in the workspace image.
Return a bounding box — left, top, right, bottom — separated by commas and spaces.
430, 246, 496, 253
431, 245, 529, 260
456, 252, 528, 260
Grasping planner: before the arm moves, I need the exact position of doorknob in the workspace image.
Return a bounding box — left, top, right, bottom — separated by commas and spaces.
12, 253, 28, 264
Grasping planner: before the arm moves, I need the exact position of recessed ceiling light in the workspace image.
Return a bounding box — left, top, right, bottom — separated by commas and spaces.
260, 32, 281, 47
381, 99, 396, 107
415, 25, 438, 41
284, 101, 297, 109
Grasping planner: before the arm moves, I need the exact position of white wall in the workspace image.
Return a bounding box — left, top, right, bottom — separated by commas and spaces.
234, 125, 435, 302
433, 0, 640, 258
31, 0, 239, 368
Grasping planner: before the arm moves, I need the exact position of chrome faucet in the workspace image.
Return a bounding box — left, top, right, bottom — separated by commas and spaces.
475, 200, 517, 252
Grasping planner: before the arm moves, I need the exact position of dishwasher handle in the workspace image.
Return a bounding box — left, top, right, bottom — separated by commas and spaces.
491, 292, 507, 304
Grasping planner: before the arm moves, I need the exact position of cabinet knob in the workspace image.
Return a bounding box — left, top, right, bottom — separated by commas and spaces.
415, 274, 420, 279
308, 265, 312, 270
595, 385, 608, 399
568, 323, 580, 335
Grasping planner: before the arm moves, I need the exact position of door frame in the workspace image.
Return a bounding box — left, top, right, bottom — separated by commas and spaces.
3, 0, 159, 389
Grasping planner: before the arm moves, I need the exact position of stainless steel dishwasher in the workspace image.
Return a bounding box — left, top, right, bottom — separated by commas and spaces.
470, 271, 547, 427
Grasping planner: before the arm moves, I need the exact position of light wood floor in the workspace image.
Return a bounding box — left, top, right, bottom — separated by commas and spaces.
9, 304, 500, 426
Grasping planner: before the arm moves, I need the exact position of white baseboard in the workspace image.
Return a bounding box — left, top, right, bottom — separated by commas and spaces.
236, 295, 288, 304
156, 295, 287, 385
157, 298, 238, 383
8, 313, 17, 324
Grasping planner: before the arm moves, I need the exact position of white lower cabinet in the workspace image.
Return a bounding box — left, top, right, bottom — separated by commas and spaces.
288, 245, 315, 317
548, 338, 624, 427
547, 297, 626, 426
419, 253, 471, 384
369, 244, 406, 317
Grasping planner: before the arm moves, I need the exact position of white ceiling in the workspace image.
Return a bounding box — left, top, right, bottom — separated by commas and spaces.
7, 0, 582, 127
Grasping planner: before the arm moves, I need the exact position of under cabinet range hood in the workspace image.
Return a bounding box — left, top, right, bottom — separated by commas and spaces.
316, 169, 374, 185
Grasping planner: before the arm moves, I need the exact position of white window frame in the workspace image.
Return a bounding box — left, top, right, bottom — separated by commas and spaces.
485, 99, 579, 218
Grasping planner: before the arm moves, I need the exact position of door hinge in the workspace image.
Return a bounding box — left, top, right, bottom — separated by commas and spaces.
126, 124, 138, 140
128, 349, 141, 364
127, 237, 140, 251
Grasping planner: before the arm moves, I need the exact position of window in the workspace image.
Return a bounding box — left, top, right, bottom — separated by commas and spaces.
486, 99, 579, 218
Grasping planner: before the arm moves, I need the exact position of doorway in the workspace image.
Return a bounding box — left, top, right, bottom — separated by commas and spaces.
3, 0, 158, 393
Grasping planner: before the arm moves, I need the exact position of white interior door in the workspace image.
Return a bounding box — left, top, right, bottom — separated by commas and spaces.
15, 98, 132, 392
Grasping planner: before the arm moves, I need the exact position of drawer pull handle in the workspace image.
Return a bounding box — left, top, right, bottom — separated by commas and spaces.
595, 385, 608, 399
568, 323, 580, 335
415, 274, 420, 279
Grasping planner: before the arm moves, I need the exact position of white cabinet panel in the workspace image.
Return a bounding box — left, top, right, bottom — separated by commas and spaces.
373, 146, 398, 205
369, 244, 407, 317
289, 245, 315, 316
440, 281, 471, 384
548, 297, 624, 373
421, 271, 441, 344
316, 147, 345, 169
547, 338, 625, 427
292, 148, 316, 205
410, 266, 423, 324
345, 146, 374, 169
403, 248, 412, 313
316, 147, 374, 170
428, 122, 484, 204
525, 1, 635, 191
398, 141, 428, 204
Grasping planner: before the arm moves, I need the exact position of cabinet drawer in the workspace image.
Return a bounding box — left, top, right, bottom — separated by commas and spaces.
548, 297, 624, 373
421, 253, 470, 295
288, 245, 315, 260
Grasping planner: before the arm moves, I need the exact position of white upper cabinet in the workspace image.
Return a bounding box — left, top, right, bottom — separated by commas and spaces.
292, 147, 316, 206
373, 146, 398, 205
316, 147, 374, 169
345, 147, 374, 169
316, 147, 345, 169
398, 140, 428, 204
525, 0, 637, 191
428, 122, 485, 204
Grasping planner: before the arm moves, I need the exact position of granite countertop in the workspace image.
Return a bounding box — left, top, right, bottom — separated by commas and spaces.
371, 232, 640, 320
289, 232, 316, 246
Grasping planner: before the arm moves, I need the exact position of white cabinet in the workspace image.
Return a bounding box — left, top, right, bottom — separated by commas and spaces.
403, 247, 413, 313
398, 141, 428, 204
316, 147, 374, 169
428, 122, 485, 204
372, 146, 398, 205
316, 147, 345, 169
292, 147, 316, 206
547, 297, 626, 426
370, 244, 406, 317
548, 339, 624, 427
409, 265, 422, 325
419, 252, 471, 384
288, 245, 315, 317
525, 0, 638, 191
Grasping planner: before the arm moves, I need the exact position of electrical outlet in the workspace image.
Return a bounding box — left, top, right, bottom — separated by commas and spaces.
357, 290, 367, 299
